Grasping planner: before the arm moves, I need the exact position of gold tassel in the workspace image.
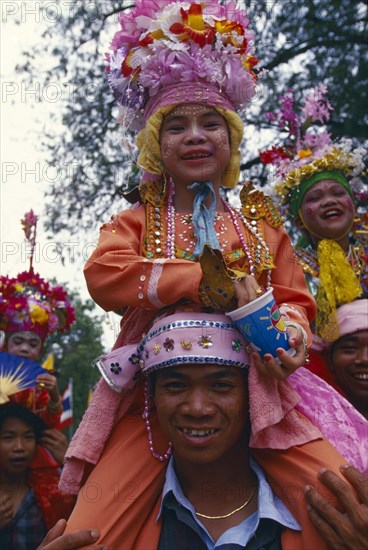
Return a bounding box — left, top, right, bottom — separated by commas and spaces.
316, 239, 362, 341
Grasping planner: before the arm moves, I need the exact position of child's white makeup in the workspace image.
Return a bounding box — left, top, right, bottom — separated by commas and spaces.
160, 103, 231, 189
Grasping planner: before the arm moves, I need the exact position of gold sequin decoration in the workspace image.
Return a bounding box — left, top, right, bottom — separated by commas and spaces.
198, 335, 213, 349
153, 344, 161, 355
180, 340, 193, 350
240, 181, 283, 228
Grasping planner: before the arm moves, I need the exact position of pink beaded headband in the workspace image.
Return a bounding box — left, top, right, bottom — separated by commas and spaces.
139, 311, 250, 375
96, 310, 250, 393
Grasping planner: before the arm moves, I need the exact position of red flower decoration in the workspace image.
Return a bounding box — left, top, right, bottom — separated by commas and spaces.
170, 4, 215, 47
259, 146, 292, 165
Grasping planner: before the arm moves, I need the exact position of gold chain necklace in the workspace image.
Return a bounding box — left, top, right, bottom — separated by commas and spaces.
195, 486, 257, 520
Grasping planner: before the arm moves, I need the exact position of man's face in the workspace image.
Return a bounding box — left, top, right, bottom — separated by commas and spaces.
0, 417, 37, 476
330, 330, 368, 410
299, 179, 355, 241
6, 331, 43, 361
154, 364, 249, 466
160, 104, 231, 188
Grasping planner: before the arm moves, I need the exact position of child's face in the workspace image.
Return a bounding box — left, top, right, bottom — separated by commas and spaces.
329, 330, 368, 409
0, 417, 37, 476
160, 104, 231, 188
299, 179, 355, 241
6, 331, 43, 361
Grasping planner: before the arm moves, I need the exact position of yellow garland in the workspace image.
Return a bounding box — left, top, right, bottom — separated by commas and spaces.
315, 239, 362, 341
275, 148, 354, 204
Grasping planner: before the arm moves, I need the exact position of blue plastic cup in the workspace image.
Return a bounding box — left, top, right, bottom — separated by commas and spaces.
227, 287, 294, 360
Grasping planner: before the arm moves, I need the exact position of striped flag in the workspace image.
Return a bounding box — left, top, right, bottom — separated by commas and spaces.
58, 378, 73, 430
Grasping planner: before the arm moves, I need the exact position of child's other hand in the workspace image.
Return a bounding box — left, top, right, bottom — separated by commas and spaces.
37, 373, 60, 401
233, 276, 261, 307
252, 322, 307, 380
41, 429, 69, 466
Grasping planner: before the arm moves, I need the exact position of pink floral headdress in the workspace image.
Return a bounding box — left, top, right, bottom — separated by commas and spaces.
259, 86, 367, 215
107, 0, 258, 130
0, 211, 75, 339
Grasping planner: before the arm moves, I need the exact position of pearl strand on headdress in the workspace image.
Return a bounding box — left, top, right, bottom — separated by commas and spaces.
143, 381, 172, 461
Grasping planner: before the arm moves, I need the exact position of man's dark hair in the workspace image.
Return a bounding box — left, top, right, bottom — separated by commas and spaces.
0, 402, 46, 443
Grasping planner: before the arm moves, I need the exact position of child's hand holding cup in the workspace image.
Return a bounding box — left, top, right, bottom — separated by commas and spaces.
227, 287, 295, 362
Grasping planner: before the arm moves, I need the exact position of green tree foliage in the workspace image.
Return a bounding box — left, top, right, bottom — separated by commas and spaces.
43, 288, 105, 432
15, 0, 367, 234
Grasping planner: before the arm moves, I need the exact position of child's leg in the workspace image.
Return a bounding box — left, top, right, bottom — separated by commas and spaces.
253, 438, 356, 550
65, 410, 167, 548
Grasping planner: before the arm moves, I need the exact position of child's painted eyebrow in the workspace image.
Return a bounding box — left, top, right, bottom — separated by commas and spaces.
163, 110, 221, 124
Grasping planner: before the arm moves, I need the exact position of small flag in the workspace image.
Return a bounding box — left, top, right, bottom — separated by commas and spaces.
58, 378, 73, 430
42, 354, 54, 372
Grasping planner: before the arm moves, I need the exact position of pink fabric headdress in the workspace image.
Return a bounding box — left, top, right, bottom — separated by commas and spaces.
143, 82, 236, 123
139, 310, 250, 374
335, 299, 368, 341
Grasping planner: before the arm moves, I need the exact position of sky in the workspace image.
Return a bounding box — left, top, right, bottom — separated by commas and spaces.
1, 2, 118, 348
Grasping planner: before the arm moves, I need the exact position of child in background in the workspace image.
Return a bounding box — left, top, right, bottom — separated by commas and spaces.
260, 87, 367, 342
0, 211, 75, 427
0, 403, 75, 549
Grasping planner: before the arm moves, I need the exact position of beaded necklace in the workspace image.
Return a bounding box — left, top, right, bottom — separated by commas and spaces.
222, 195, 272, 288
143, 381, 172, 462
164, 177, 272, 287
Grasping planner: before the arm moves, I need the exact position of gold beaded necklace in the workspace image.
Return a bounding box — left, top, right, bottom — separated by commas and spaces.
195, 485, 257, 520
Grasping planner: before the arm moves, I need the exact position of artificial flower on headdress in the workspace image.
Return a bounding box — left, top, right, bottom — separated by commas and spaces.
0, 271, 76, 338
0, 211, 76, 339
259, 85, 367, 216
106, 0, 258, 130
